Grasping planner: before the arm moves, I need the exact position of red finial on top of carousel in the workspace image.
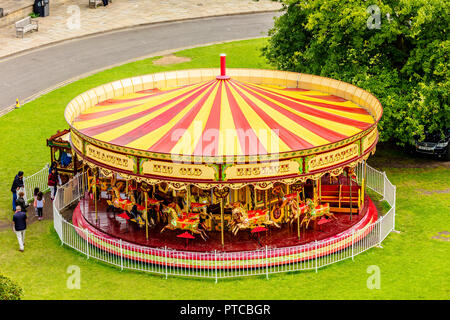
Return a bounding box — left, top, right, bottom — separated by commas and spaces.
216, 54, 231, 80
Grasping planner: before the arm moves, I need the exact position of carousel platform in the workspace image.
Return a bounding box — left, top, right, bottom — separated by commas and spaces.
71, 194, 378, 269
73, 195, 374, 252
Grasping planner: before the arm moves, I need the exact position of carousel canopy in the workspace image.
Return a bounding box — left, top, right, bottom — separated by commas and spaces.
66, 64, 382, 188
72, 78, 374, 158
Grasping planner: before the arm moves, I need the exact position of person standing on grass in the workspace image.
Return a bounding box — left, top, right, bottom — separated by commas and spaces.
36, 191, 45, 221
48, 168, 58, 200
12, 205, 27, 252
11, 171, 24, 212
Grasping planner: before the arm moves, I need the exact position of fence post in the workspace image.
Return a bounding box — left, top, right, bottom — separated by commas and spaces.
351, 229, 355, 261
377, 217, 383, 248
85, 229, 90, 260
214, 250, 218, 284
383, 171, 387, 200
265, 245, 269, 280
119, 239, 123, 271
315, 240, 318, 273
165, 246, 168, 279
392, 186, 398, 232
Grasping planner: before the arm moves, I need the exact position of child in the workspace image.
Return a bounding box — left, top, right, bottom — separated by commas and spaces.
36, 191, 45, 221
33, 187, 40, 217
16, 191, 27, 212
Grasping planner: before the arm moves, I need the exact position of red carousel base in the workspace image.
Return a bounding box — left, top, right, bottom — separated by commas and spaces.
71, 195, 378, 270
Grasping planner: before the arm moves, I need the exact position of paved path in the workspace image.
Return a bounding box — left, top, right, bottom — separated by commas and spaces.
0, 12, 280, 114
0, 0, 281, 58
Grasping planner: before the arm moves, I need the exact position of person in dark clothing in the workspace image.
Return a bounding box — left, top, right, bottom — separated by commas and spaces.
11, 171, 24, 211
15, 191, 27, 213
12, 206, 27, 252
48, 168, 58, 200
50, 161, 61, 174
102, 0, 109, 6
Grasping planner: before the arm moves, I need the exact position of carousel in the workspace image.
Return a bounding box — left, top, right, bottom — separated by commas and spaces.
63, 55, 382, 268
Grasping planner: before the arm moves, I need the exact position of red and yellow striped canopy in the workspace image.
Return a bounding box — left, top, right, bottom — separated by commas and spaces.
72, 78, 375, 158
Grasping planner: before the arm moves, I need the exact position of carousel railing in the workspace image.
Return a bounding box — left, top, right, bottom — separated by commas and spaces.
51, 165, 396, 280
23, 164, 50, 202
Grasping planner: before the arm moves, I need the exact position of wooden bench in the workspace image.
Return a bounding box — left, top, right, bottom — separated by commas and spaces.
320, 184, 361, 214
15, 16, 38, 38
89, 0, 112, 8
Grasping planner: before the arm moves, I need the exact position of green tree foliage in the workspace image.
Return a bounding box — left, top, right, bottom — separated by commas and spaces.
0, 274, 23, 300
262, 0, 449, 145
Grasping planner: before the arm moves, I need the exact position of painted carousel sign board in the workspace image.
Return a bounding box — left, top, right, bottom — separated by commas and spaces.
306, 143, 359, 173
85, 143, 135, 173
140, 159, 217, 180
362, 128, 378, 153
224, 159, 301, 181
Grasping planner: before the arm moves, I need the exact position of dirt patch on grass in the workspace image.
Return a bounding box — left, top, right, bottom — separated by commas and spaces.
153, 54, 191, 66
417, 188, 450, 195
0, 192, 53, 231
431, 231, 450, 242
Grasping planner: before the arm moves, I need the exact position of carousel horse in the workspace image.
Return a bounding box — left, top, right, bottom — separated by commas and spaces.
128, 204, 148, 228
300, 199, 337, 229
282, 193, 309, 224
160, 204, 208, 241
107, 183, 135, 213
228, 202, 280, 236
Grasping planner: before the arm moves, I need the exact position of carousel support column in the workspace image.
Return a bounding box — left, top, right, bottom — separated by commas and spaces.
145, 192, 149, 240
313, 179, 317, 204
264, 189, 268, 209
187, 185, 191, 213
213, 187, 229, 248
286, 185, 290, 220
246, 186, 250, 210
94, 170, 98, 221
318, 178, 321, 203
361, 160, 366, 208
349, 169, 353, 221
220, 197, 224, 248
153, 184, 159, 223
296, 190, 300, 240
361, 178, 365, 208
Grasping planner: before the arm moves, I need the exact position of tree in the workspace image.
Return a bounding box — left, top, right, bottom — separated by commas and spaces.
0, 274, 23, 300
262, 0, 449, 145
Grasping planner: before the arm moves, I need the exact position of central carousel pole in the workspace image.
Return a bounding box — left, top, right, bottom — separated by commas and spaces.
145, 191, 149, 240
213, 187, 230, 248
291, 183, 303, 240
187, 185, 191, 213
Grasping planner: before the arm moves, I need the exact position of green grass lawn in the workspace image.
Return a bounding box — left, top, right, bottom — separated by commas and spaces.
0, 38, 449, 299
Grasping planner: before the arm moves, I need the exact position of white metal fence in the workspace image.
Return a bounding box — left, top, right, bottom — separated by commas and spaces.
48, 163, 396, 280
23, 164, 50, 202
